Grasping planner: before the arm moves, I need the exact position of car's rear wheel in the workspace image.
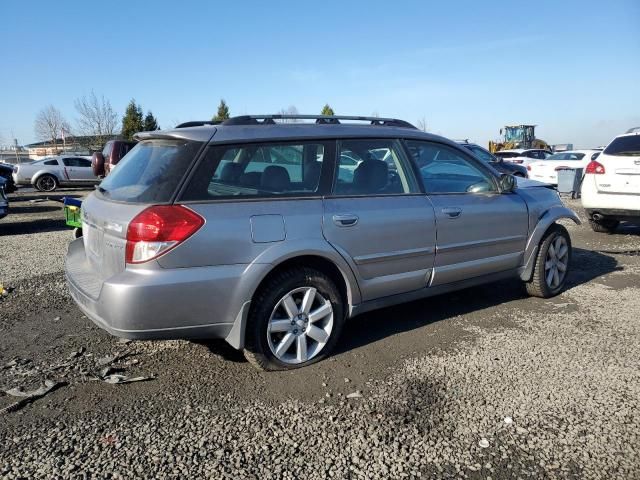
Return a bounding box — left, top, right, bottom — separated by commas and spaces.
35, 174, 58, 192
525, 224, 571, 298
244, 267, 345, 371
588, 218, 619, 234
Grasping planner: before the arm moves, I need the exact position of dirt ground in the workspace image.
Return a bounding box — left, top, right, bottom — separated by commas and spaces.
1, 188, 639, 479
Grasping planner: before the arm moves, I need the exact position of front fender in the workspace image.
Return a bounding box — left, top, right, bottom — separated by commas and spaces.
519, 206, 581, 281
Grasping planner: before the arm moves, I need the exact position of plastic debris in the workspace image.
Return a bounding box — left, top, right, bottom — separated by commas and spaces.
346, 391, 363, 399
504, 416, 513, 425
516, 426, 528, 435
2, 380, 64, 414
101, 374, 155, 384
68, 347, 86, 359
96, 352, 128, 367
478, 438, 490, 448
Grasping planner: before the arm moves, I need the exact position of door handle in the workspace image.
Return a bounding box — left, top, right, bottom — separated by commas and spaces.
442, 207, 462, 219
333, 214, 359, 227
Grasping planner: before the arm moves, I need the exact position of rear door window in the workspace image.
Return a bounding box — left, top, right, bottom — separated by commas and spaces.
604, 136, 640, 156
98, 140, 203, 203
180, 141, 329, 201
44, 159, 58, 165
333, 139, 419, 195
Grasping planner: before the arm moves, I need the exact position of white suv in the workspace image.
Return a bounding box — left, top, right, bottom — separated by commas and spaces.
582, 128, 640, 233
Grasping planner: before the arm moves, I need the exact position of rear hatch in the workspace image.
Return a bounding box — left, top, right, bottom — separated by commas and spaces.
598, 135, 640, 195
82, 138, 205, 282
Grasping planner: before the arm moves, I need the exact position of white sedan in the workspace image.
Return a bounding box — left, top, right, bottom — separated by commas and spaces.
527, 150, 602, 185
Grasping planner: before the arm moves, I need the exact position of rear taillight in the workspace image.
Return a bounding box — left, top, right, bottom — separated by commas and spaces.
125, 205, 204, 264
527, 165, 531, 171
585, 160, 605, 175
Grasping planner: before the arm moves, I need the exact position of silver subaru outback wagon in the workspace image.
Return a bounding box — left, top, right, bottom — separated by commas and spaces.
65, 115, 579, 370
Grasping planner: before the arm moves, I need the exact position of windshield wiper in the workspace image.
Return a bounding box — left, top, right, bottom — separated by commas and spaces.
96, 185, 109, 196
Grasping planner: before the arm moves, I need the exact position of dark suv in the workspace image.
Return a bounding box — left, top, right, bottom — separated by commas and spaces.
457, 141, 528, 177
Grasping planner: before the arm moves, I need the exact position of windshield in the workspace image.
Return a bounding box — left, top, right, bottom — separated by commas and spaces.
98, 139, 202, 203
603, 135, 640, 156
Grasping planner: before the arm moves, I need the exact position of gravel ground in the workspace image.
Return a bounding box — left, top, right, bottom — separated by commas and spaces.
1, 190, 639, 478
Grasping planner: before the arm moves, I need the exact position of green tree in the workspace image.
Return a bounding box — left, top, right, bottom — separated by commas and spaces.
143, 111, 159, 131
121, 99, 143, 140
321, 104, 335, 116
212, 99, 230, 121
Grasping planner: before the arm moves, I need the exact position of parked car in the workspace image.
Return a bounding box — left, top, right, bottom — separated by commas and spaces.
527, 150, 602, 185
456, 141, 528, 177
0, 177, 8, 219
12, 155, 97, 192
0, 162, 17, 193
92, 140, 137, 177
582, 129, 640, 233
495, 148, 552, 167
65, 114, 579, 371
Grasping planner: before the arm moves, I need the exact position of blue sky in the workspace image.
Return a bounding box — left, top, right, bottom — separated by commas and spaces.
1, 0, 638, 148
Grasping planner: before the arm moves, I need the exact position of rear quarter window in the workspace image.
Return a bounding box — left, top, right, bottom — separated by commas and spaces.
97, 140, 203, 203
603, 136, 640, 156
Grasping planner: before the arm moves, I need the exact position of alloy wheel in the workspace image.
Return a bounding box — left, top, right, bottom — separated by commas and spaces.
544, 235, 569, 289
267, 287, 334, 365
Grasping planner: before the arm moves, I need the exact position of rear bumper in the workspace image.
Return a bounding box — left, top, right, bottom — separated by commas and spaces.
65, 238, 266, 341
584, 208, 640, 222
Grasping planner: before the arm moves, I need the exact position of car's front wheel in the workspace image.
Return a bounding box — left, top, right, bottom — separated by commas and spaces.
35, 174, 58, 192
244, 267, 345, 371
525, 224, 572, 298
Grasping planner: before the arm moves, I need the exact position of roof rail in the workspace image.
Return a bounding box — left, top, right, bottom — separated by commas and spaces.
221, 115, 417, 129
175, 120, 221, 128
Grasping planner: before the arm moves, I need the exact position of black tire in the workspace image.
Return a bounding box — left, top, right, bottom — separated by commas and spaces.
588, 218, 619, 234
243, 267, 345, 371
35, 174, 58, 192
525, 224, 572, 298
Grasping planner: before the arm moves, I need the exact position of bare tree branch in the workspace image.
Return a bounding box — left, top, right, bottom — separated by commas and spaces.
34, 105, 70, 148
74, 91, 119, 148
416, 116, 427, 132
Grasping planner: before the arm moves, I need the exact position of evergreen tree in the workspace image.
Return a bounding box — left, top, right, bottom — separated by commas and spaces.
213, 99, 230, 121
143, 111, 159, 131
321, 104, 335, 116
121, 99, 144, 140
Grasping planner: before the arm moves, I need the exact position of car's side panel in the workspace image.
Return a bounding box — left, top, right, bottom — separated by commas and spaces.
322, 196, 437, 301
428, 193, 529, 285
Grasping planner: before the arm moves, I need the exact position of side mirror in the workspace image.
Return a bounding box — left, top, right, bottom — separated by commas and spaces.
499, 173, 516, 193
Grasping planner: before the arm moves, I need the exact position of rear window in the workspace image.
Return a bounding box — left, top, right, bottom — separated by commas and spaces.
180, 141, 328, 201
603, 135, 640, 156
547, 152, 585, 160
97, 140, 202, 203
495, 151, 520, 159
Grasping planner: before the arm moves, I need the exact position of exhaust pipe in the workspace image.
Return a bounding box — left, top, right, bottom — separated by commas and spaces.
592, 213, 603, 221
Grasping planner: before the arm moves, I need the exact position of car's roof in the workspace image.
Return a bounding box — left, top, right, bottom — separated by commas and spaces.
615, 131, 640, 139
137, 122, 456, 147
